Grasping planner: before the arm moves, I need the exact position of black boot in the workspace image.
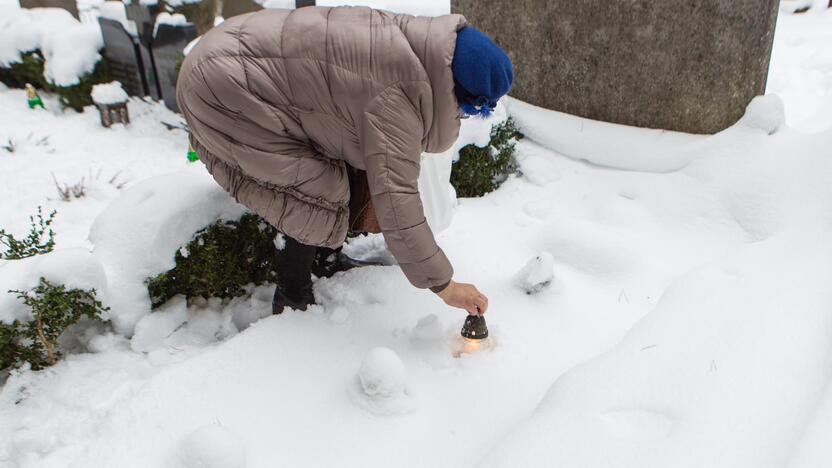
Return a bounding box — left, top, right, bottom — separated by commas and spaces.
311, 247, 384, 279
273, 235, 317, 314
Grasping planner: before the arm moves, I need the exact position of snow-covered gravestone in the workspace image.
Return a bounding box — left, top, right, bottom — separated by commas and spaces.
513, 252, 556, 295
350, 347, 417, 416
92, 81, 130, 127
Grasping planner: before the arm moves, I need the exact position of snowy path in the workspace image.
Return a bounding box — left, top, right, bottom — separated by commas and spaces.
1, 9, 832, 468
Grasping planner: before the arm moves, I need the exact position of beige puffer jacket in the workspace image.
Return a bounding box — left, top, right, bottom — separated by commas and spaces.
176, 6, 466, 290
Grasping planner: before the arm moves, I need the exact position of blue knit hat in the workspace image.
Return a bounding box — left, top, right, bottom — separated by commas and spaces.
452, 26, 514, 117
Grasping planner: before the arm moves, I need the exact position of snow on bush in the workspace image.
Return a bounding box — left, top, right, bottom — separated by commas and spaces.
0, 248, 108, 325
0, 5, 103, 87
513, 251, 556, 295
0, 206, 55, 260
4, 277, 108, 370
0, 245, 109, 371
89, 171, 246, 335
146, 213, 278, 309
351, 347, 417, 416
169, 424, 246, 468
91, 81, 128, 106
131, 295, 238, 355
450, 117, 521, 197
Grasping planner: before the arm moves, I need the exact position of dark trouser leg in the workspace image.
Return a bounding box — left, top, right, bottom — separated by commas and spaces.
273, 235, 317, 314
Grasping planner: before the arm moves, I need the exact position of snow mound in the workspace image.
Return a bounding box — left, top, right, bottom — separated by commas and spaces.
0, 5, 103, 87
505, 96, 704, 173
351, 347, 417, 416
91, 81, 128, 106
737, 95, 786, 135
89, 170, 246, 335
169, 424, 246, 468
0, 248, 107, 324
507, 94, 789, 173
513, 252, 556, 295
482, 229, 832, 468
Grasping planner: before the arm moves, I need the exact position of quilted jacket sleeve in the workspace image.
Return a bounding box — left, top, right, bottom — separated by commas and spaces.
360, 85, 454, 290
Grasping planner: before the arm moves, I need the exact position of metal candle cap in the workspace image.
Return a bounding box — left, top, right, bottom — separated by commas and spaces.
461, 315, 489, 340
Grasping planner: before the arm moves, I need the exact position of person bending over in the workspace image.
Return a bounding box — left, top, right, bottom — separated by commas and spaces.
176, 5, 513, 316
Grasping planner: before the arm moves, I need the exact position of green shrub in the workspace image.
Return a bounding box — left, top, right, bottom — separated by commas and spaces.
0, 207, 56, 260
53, 58, 111, 112
146, 213, 278, 308
0, 50, 111, 112
4, 278, 109, 370
450, 118, 522, 198
0, 51, 48, 89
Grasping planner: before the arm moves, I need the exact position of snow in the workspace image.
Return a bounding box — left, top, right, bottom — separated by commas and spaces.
1, 8, 832, 468
89, 172, 246, 335
98, 1, 136, 35
767, 8, 832, 132
260, 0, 296, 8
512, 251, 555, 295
0, 248, 107, 324
170, 424, 246, 468
780, 0, 829, 14
157, 0, 201, 7
0, 4, 103, 87
351, 347, 417, 416
91, 81, 128, 106
153, 12, 188, 37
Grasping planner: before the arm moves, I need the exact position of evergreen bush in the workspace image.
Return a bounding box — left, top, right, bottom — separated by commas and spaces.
4, 278, 109, 371
0, 206, 56, 260
0, 50, 111, 112
146, 213, 278, 308
450, 118, 522, 198
0, 51, 47, 89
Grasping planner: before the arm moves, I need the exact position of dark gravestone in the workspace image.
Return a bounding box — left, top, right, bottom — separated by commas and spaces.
153, 23, 198, 112
170, 0, 220, 36
20, 0, 79, 19
452, 0, 780, 134
222, 0, 262, 19
98, 18, 146, 97
125, 1, 163, 101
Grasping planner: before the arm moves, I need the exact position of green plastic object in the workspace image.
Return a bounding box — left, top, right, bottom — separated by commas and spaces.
27, 96, 44, 110
187, 150, 199, 162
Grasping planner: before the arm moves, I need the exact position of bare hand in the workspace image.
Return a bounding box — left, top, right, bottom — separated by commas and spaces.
436, 280, 488, 315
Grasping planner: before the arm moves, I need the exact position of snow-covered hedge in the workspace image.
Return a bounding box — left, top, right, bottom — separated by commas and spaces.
2, 278, 108, 371
0, 212, 109, 371
89, 171, 248, 335
0, 5, 109, 111
146, 213, 278, 309
450, 118, 521, 198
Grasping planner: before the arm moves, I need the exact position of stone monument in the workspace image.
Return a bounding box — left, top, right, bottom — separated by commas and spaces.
452, 0, 780, 134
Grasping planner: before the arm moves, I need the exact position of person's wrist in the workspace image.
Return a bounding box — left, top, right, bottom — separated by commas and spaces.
432, 280, 453, 297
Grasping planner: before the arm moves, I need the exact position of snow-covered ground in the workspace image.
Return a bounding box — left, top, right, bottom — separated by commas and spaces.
1, 8, 832, 468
